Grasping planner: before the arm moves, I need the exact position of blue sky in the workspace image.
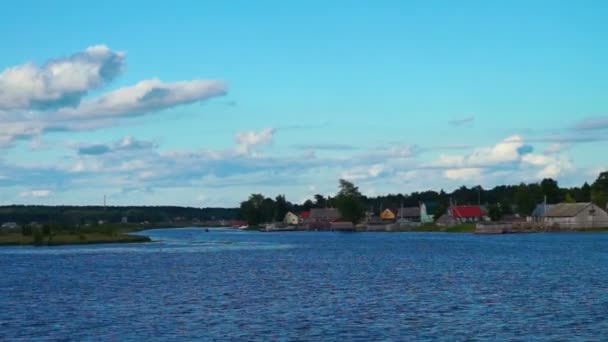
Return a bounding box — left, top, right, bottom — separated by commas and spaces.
0, 1, 607, 207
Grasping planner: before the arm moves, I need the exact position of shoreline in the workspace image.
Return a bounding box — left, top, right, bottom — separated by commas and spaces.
0, 232, 151, 247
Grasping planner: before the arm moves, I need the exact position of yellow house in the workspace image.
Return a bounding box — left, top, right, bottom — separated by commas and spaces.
380, 208, 398, 221
283, 212, 300, 225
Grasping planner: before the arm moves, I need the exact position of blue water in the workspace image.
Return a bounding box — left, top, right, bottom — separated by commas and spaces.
2, 229, 608, 341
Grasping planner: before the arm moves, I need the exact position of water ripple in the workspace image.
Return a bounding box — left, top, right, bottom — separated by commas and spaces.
1, 229, 608, 341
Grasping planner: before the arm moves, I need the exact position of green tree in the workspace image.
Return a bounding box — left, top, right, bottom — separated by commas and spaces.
260, 198, 276, 223
514, 183, 535, 215
335, 179, 365, 224
302, 199, 314, 211
21, 225, 32, 236
592, 171, 608, 209
33, 228, 44, 246
581, 182, 592, 202
240, 194, 265, 226
42, 224, 52, 236
564, 192, 575, 203
434, 204, 447, 220
541, 178, 560, 204
274, 195, 290, 222
313, 194, 327, 208
488, 204, 503, 221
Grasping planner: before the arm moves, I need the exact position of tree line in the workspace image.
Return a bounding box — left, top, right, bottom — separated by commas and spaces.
0, 206, 240, 226
239, 171, 608, 225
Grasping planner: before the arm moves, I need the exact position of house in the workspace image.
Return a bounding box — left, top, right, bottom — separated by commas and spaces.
309, 208, 341, 222
420, 203, 435, 224
308, 208, 341, 230
380, 208, 398, 221
544, 202, 608, 229
449, 205, 484, 223
530, 203, 555, 222
299, 211, 310, 222
330, 221, 355, 231
283, 212, 299, 225
436, 214, 455, 226
397, 207, 421, 222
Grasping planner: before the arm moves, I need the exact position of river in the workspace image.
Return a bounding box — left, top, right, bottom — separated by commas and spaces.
1, 228, 608, 341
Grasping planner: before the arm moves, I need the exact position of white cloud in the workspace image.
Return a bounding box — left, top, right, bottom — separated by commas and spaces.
0, 46, 227, 147
522, 153, 574, 179
0, 45, 124, 110
56, 78, 226, 120
432, 135, 527, 168
341, 164, 386, 181
235, 128, 275, 155
444, 168, 483, 180
20, 189, 51, 198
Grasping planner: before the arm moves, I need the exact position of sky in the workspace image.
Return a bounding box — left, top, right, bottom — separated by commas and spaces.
0, 0, 607, 207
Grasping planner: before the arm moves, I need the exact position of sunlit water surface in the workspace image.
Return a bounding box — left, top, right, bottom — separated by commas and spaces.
2, 228, 608, 341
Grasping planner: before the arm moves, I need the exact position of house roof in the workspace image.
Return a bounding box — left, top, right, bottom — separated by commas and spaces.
435, 213, 455, 225
381, 208, 399, 216
450, 205, 483, 218
309, 208, 341, 220
544, 203, 593, 218
532, 204, 555, 217
397, 207, 420, 217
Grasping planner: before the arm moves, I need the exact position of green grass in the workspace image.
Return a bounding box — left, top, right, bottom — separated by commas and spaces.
0, 232, 151, 246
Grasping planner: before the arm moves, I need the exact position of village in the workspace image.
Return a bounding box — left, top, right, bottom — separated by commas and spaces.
257, 201, 608, 234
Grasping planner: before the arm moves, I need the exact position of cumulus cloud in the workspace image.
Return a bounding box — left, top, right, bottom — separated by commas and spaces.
235, 128, 275, 155
428, 135, 575, 182
522, 154, 575, 179
56, 78, 226, 120
432, 135, 531, 168
0, 45, 124, 110
0, 45, 227, 147
448, 115, 475, 126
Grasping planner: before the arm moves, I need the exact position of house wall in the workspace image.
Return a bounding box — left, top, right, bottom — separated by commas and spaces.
283, 213, 299, 225
380, 210, 396, 220
545, 204, 608, 229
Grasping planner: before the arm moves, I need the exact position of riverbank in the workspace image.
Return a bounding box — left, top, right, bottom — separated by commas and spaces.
0, 232, 151, 246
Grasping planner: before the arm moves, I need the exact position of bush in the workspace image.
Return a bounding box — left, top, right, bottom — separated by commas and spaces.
21, 225, 33, 236
33, 228, 44, 246
42, 225, 52, 236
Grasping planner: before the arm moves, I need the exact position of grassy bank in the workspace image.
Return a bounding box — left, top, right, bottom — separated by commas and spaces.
0, 232, 150, 246
0, 223, 153, 246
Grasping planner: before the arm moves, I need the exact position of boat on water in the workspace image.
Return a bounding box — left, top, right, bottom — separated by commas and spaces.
238, 225, 249, 230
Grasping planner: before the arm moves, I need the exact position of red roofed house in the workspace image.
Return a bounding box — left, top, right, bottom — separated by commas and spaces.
449, 205, 484, 223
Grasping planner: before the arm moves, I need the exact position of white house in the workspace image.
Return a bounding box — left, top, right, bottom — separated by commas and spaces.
283, 212, 300, 225
544, 202, 608, 229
